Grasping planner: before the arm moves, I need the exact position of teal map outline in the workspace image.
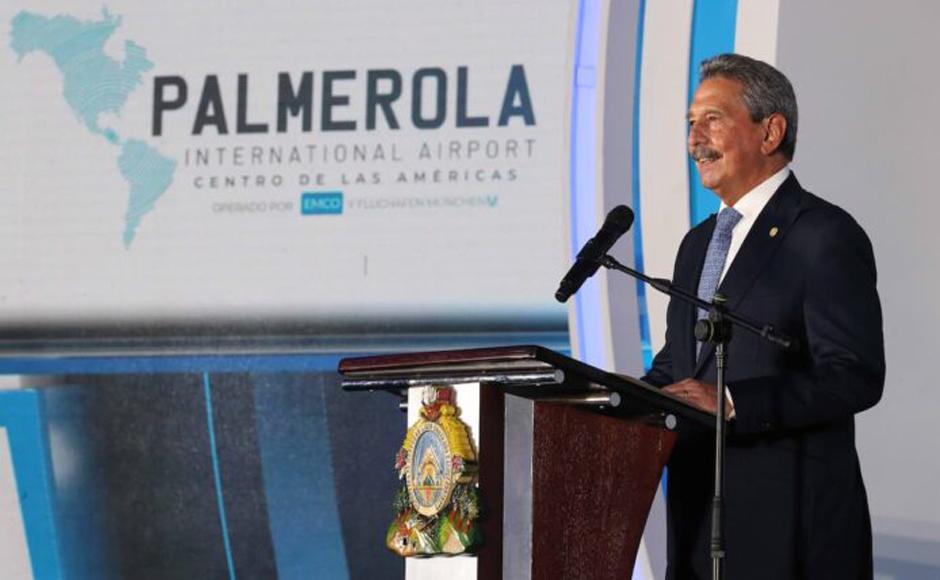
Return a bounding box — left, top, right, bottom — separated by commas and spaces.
10, 8, 176, 248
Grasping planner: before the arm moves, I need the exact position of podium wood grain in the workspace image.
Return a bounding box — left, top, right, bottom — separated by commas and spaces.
532, 403, 675, 580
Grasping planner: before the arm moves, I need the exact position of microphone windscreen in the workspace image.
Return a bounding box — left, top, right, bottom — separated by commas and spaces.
606, 205, 635, 232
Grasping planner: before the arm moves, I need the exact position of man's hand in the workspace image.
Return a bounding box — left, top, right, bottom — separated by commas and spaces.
662, 378, 734, 417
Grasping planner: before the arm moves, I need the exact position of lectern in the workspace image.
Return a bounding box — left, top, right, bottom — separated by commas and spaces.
339, 345, 711, 580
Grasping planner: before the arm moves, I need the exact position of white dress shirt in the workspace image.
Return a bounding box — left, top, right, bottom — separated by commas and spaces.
718, 165, 791, 283
715, 165, 789, 417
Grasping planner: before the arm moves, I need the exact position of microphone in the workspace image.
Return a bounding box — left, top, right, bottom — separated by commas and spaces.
555, 205, 635, 302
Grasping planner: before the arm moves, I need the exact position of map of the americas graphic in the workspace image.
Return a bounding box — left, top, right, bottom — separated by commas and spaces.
10, 8, 176, 247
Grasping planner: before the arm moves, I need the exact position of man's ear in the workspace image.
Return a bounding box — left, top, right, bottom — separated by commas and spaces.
761, 113, 787, 156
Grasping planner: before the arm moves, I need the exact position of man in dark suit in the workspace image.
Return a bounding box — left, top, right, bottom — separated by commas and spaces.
641, 54, 885, 579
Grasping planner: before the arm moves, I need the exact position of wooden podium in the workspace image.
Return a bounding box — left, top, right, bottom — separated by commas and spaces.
339, 345, 711, 580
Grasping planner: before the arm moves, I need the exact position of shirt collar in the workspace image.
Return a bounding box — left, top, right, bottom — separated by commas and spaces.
720, 165, 790, 221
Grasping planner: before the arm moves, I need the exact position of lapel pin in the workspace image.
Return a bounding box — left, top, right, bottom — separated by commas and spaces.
769, 226, 779, 238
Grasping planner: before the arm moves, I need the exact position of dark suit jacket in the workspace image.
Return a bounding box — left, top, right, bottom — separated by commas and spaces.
642, 174, 885, 580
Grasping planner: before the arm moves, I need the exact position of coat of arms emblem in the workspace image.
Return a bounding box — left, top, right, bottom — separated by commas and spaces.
387, 386, 482, 556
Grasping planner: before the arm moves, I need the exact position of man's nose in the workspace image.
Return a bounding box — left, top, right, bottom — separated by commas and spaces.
687, 122, 705, 148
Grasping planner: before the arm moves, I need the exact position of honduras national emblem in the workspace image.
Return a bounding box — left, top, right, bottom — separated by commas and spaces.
387, 386, 482, 556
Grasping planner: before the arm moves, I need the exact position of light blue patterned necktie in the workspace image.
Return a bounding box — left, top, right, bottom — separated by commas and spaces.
697, 206, 743, 323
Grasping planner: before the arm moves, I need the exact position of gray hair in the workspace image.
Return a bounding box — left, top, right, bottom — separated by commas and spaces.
700, 53, 798, 161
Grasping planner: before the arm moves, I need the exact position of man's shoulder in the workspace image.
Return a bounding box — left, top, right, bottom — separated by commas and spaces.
783, 185, 877, 273
793, 186, 869, 239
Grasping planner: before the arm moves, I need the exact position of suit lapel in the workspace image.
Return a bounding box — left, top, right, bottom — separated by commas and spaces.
693, 173, 805, 377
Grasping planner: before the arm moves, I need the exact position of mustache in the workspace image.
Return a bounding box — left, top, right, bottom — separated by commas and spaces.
690, 146, 721, 162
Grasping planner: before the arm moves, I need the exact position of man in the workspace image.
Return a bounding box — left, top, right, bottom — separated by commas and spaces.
641, 53, 885, 579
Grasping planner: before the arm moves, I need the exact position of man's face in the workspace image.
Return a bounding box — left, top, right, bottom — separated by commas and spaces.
687, 76, 768, 204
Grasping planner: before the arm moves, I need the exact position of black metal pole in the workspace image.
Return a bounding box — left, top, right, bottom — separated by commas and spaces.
713, 339, 727, 580
701, 301, 731, 580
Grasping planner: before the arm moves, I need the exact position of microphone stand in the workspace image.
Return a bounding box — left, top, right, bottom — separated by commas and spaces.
596, 254, 796, 580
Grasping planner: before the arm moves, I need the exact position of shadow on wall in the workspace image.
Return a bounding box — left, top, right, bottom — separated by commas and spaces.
875, 530, 940, 580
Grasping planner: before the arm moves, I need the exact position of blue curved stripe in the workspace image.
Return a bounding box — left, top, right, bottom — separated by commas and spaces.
687, 0, 738, 225
631, 0, 653, 371
203, 373, 237, 580
0, 390, 63, 580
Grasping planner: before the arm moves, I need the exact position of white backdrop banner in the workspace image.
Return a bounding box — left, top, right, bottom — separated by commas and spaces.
0, 1, 575, 339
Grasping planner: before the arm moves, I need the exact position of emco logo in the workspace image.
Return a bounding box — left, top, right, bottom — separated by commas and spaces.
301, 192, 343, 215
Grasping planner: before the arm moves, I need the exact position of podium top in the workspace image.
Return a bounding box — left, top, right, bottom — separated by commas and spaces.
339, 345, 566, 374
339, 345, 713, 427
